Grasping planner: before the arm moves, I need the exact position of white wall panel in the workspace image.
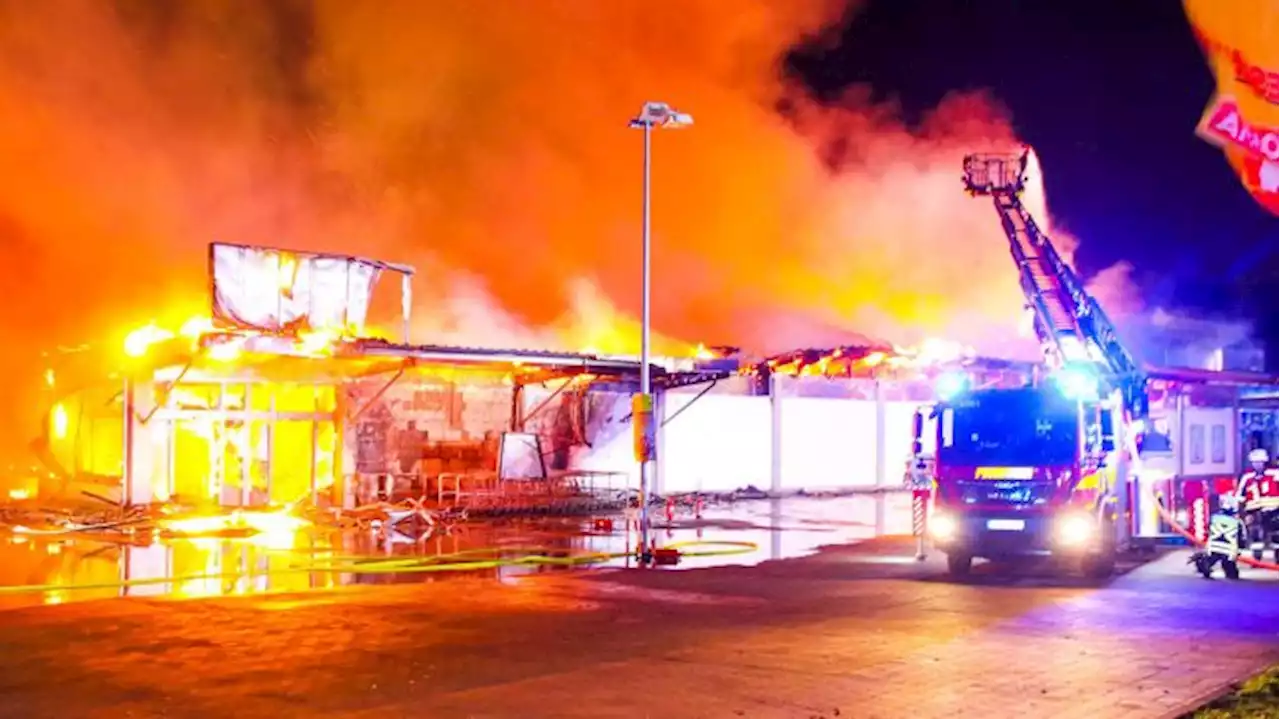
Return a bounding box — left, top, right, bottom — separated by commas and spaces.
882, 401, 923, 486
661, 393, 772, 494
780, 398, 877, 490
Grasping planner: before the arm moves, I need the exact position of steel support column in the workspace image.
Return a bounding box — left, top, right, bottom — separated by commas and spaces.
873, 380, 887, 487
769, 373, 783, 495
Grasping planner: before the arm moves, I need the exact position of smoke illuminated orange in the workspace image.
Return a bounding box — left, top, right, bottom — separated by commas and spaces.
0, 1, 1128, 459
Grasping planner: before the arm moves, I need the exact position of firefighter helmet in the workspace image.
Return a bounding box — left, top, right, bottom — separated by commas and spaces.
1248, 448, 1270, 464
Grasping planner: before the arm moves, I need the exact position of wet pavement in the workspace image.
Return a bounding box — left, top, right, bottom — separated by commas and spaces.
0, 495, 913, 608
0, 493, 1272, 719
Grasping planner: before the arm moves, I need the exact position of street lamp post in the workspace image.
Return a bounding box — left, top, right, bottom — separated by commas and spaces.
628, 101, 693, 560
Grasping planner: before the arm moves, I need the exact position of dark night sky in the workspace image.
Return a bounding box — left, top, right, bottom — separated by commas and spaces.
789, 0, 1279, 366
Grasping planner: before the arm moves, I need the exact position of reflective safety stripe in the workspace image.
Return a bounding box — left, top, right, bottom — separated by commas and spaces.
1207, 540, 1240, 558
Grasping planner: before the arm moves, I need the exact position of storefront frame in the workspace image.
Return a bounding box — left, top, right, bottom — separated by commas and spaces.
117, 337, 722, 509
124, 369, 342, 508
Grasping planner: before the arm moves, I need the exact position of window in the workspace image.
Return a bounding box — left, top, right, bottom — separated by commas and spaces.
937, 393, 1078, 466
1210, 424, 1227, 464
1189, 424, 1205, 465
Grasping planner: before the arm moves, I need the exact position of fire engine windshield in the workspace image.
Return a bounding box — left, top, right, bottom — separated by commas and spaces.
938, 391, 1078, 467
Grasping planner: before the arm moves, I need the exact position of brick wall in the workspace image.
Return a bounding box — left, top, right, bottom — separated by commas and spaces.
341, 372, 515, 501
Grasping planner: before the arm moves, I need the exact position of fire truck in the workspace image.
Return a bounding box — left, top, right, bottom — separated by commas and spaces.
910, 151, 1277, 577
907, 151, 1139, 577
912, 364, 1129, 577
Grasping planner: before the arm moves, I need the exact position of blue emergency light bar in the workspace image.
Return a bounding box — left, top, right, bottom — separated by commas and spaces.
935, 371, 970, 400
1052, 364, 1100, 401
934, 365, 1100, 403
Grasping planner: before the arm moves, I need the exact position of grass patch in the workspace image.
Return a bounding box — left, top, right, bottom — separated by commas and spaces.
1187, 666, 1278, 719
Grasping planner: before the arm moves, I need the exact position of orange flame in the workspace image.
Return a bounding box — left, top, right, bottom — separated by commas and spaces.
746, 336, 978, 379
693, 344, 718, 360
123, 323, 176, 358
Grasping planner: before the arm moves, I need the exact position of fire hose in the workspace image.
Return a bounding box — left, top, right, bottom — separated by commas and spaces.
0, 539, 761, 598
1153, 492, 1279, 571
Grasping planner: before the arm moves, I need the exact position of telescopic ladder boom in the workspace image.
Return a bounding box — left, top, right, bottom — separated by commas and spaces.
962, 151, 1147, 417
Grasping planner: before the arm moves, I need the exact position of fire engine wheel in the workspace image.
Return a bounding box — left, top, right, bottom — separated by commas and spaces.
1223, 560, 1241, 581
946, 553, 972, 577
1082, 553, 1116, 580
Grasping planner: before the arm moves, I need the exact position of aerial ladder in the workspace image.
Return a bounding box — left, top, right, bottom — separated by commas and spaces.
961, 150, 1148, 420
905, 149, 1181, 560
959, 149, 1154, 553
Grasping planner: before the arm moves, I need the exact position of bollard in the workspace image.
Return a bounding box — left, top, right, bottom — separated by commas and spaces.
1192, 496, 1209, 544
912, 488, 930, 561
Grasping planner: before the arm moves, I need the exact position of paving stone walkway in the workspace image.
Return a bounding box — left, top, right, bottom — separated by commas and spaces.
0, 542, 1272, 718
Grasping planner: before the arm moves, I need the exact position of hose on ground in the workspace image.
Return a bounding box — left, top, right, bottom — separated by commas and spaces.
0, 539, 760, 598
1152, 492, 1279, 571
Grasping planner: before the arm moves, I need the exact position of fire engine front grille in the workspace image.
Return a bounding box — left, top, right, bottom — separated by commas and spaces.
954, 480, 1055, 507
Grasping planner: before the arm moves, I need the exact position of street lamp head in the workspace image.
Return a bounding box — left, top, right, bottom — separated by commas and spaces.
630, 101, 694, 129
667, 111, 694, 127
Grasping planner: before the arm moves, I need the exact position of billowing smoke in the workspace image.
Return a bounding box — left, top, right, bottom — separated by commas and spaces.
1085, 261, 1145, 317
0, 0, 1130, 457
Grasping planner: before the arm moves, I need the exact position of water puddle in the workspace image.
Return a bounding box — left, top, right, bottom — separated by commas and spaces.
0, 494, 912, 609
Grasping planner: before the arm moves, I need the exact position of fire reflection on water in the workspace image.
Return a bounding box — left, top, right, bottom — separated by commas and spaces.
0, 495, 909, 609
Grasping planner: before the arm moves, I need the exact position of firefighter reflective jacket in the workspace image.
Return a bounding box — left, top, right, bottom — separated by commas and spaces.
1236, 468, 1280, 512
1207, 513, 1243, 559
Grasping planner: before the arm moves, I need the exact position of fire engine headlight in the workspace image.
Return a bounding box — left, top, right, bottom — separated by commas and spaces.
1056, 513, 1095, 547
930, 513, 958, 542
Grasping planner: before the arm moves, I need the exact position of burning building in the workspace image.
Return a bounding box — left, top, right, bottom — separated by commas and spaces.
27, 241, 1279, 517
34, 243, 721, 508
28, 242, 1022, 508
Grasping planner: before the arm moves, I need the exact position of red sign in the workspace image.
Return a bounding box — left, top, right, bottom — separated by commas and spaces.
1197, 96, 1279, 214
1201, 98, 1279, 161
1184, 0, 1278, 215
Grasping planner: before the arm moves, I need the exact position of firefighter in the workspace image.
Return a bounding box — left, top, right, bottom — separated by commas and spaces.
1235, 448, 1280, 561
1193, 493, 1244, 579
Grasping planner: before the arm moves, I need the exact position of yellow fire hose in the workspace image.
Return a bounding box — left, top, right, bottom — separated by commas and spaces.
0, 540, 760, 599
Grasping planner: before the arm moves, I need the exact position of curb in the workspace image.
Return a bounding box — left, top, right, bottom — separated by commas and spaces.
1155, 663, 1275, 719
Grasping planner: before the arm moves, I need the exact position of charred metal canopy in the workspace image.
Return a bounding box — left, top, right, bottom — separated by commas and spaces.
747, 344, 1040, 378
348, 338, 726, 388
143, 332, 728, 389
756, 343, 894, 370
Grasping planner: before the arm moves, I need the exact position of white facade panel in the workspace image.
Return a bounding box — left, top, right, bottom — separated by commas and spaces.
779, 398, 877, 490
661, 393, 772, 494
